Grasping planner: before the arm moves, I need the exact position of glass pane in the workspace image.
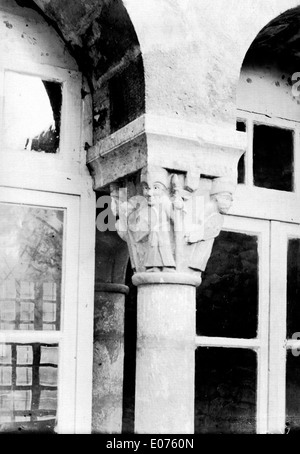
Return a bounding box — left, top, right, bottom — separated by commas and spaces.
4, 72, 62, 154
195, 348, 257, 434
286, 350, 300, 433
0, 343, 58, 433
0, 203, 63, 330
196, 231, 259, 338
287, 239, 300, 339
253, 124, 294, 192
236, 120, 247, 133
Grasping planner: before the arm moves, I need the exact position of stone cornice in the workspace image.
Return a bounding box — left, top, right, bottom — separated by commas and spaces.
87, 114, 246, 190
87, 114, 246, 159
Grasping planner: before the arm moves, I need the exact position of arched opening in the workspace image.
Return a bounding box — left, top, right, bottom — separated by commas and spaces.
31, 0, 146, 142
195, 8, 300, 434
237, 6, 300, 192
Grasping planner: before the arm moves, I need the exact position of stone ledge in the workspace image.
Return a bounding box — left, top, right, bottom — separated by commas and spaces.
87, 114, 245, 190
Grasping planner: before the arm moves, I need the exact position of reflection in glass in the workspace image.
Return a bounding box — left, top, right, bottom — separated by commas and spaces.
16, 367, 32, 386
286, 351, 300, 433
287, 239, 300, 339
0, 203, 63, 331
4, 72, 62, 153
196, 231, 258, 338
195, 348, 257, 434
253, 124, 294, 192
0, 343, 58, 433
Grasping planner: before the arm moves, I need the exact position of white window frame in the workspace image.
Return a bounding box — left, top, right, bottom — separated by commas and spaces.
0, 7, 95, 434
196, 215, 300, 434
0, 63, 83, 177
195, 214, 270, 434
237, 109, 300, 194
0, 186, 87, 434
268, 221, 300, 434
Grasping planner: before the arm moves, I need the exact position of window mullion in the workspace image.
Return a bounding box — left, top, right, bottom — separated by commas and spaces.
246, 118, 254, 187
294, 125, 300, 196
256, 221, 270, 434
268, 221, 288, 434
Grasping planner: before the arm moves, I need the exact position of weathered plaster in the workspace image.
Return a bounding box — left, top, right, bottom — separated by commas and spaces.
238, 64, 300, 121
123, 0, 300, 128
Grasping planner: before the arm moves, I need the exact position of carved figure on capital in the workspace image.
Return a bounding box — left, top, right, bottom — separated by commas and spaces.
111, 170, 237, 277
110, 167, 184, 273
185, 177, 237, 273
140, 167, 178, 273
110, 182, 146, 272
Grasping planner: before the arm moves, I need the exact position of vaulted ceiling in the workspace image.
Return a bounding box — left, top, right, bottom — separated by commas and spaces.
16, 0, 141, 85
245, 6, 300, 70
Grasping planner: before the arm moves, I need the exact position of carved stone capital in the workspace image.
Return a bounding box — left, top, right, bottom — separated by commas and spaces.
110, 166, 237, 285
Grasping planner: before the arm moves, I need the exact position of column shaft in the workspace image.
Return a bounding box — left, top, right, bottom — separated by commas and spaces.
92, 283, 128, 434
134, 280, 196, 434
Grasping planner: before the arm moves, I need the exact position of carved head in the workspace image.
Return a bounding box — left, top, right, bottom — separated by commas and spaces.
140, 167, 170, 206
142, 182, 168, 206
210, 177, 237, 215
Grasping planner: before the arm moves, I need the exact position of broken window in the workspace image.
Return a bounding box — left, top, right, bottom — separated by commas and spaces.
3, 72, 62, 154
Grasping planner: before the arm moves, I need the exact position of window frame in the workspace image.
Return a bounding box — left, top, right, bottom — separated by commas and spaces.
195, 214, 270, 434
0, 62, 83, 172
236, 109, 300, 195
0, 186, 82, 433
196, 215, 300, 434
268, 221, 300, 434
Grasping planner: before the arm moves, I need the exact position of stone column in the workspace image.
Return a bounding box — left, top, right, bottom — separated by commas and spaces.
92, 282, 129, 434
133, 272, 200, 434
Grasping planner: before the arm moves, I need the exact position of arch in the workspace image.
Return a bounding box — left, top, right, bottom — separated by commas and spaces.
24, 0, 144, 281
236, 5, 300, 192
235, 4, 300, 123
237, 5, 300, 116
28, 0, 146, 141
